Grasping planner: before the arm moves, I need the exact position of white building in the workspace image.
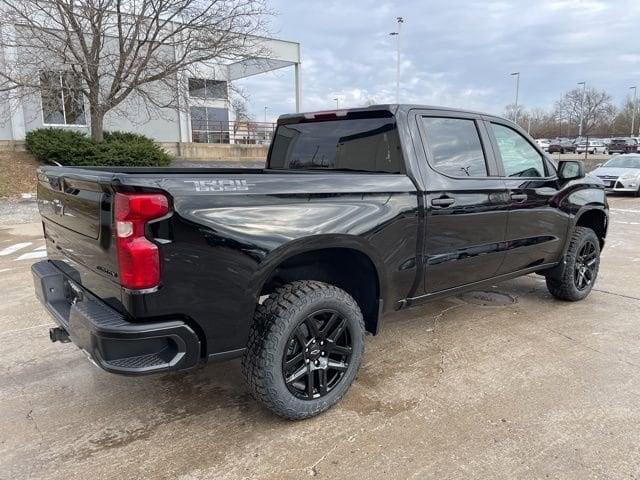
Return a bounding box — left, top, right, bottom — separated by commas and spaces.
0, 32, 301, 145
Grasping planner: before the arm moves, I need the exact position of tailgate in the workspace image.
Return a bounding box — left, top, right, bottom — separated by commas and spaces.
38, 174, 102, 238
37, 169, 122, 307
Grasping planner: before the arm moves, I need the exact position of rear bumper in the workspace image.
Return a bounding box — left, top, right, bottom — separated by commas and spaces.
32, 260, 201, 375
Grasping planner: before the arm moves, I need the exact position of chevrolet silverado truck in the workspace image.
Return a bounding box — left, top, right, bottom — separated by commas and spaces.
32, 105, 608, 419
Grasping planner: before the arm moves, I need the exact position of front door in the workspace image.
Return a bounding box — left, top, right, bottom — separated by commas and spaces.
485, 120, 569, 274
415, 112, 510, 294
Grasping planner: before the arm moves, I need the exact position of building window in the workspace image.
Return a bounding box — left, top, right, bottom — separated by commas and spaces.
188, 78, 227, 100
40, 71, 86, 126
190, 106, 229, 143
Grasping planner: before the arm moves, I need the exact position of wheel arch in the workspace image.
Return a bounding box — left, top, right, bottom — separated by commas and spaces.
256, 236, 386, 335
573, 207, 608, 248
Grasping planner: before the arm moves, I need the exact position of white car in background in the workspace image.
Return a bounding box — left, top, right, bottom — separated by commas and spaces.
576, 141, 607, 154
535, 138, 551, 151
591, 154, 640, 196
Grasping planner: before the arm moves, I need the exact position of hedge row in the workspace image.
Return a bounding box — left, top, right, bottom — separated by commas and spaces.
25, 128, 172, 167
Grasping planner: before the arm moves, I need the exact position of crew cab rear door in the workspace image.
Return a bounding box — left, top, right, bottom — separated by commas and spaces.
412, 109, 510, 294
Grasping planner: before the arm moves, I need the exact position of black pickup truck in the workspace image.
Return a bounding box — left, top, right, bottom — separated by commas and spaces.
32, 105, 608, 419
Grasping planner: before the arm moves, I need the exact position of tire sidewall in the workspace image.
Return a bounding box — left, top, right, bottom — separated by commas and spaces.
562, 229, 601, 300
264, 291, 364, 417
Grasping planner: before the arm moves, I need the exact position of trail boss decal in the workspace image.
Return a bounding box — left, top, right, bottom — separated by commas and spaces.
184, 179, 255, 192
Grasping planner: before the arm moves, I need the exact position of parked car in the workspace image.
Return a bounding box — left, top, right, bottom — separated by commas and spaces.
576, 141, 607, 154
535, 138, 551, 151
31, 105, 608, 419
607, 138, 638, 154
548, 139, 577, 154
591, 154, 640, 196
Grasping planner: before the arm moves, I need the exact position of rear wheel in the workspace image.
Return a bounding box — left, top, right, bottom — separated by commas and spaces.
242, 280, 365, 420
545, 227, 600, 301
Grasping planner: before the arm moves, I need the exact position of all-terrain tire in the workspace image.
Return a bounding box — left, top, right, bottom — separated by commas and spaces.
545, 226, 600, 301
242, 280, 365, 420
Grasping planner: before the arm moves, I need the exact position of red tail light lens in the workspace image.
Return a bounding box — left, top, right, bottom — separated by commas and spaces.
114, 193, 169, 290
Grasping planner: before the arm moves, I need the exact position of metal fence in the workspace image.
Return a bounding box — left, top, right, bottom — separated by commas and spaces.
191, 121, 277, 145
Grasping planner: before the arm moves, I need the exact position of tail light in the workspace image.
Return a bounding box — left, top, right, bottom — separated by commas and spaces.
114, 192, 169, 290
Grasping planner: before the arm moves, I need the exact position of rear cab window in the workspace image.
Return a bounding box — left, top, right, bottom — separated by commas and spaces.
419, 116, 488, 177
268, 112, 404, 173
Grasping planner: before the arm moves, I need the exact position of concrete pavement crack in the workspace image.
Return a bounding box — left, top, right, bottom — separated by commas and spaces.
592, 288, 640, 302
543, 326, 640, 370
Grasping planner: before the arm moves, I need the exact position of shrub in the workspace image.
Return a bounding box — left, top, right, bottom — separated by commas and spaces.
25, 128, 172, 167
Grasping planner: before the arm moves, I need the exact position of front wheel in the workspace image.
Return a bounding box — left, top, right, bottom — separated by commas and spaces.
545, 227, 600, 301
242, 280, 365, 420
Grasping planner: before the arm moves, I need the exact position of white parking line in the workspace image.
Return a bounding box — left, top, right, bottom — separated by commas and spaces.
15, 251, 47, 261
0, 242, 32, 256
610, 208, 640, 214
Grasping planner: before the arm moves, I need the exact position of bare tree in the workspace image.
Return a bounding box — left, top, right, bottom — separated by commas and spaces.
503, 103, 525, 124
0, 0, 271, 141
554, 87, 616, 136
231, 95, 251, 122
612, 96, 638, 136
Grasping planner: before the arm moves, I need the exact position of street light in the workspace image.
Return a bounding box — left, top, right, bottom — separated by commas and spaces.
333, 97, 339, 109
577, 81, 586, 137
510, 72, 520, 124
389, 16, 404, 103
630, 86, 637, 137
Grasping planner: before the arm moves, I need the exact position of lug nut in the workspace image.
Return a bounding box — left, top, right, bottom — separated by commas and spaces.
305, 359, 309, 363
314, 360, 320, 366
319, 341, 324, 346
321, 351, 325, 356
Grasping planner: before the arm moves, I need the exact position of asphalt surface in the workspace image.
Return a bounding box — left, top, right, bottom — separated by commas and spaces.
1, 196, 639, 480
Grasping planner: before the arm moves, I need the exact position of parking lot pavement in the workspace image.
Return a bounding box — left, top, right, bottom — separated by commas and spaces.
1, 197, 639, 480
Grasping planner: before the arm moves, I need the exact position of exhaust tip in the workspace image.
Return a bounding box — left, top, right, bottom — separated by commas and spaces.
49, 327, 70, 343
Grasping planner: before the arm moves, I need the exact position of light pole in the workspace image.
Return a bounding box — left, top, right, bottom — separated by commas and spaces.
389, 16, 404, 103
333, 97, 339, 109
264, 106, 268, 123
578, 81, 586, 137
510, 72, 520, 124
630, 86, 637, 137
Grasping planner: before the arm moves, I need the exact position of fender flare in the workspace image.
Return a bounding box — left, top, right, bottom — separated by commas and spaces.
252, 234, 388, 308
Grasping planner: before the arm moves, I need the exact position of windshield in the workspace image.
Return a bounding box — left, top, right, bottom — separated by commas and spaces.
268, 115, 404, 173
603, 156, 640, 168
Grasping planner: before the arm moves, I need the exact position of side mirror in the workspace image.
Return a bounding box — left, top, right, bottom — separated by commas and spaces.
558, 160, 586, 180
558, 160, 585, 180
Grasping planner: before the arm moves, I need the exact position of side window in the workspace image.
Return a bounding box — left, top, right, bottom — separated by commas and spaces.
421, 117, 488, 177
491, 123, 546, 178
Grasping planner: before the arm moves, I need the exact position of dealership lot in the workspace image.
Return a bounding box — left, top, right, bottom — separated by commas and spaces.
1, 196, 639, 480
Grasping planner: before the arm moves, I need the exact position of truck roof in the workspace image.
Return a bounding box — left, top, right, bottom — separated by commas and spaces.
277, 104, 509, 124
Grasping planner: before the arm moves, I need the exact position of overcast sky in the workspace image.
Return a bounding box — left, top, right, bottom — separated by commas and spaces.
236, 0, 640, 122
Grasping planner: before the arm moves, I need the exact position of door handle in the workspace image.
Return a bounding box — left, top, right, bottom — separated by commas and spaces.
510, 193, 527, 202
431, 197, 455, 208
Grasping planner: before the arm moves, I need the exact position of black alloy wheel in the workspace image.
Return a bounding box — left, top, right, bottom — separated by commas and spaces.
282, 309, 353, 400
545, 226, 600, 301
574, 239, 598, 291
242, 280, 365, 419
